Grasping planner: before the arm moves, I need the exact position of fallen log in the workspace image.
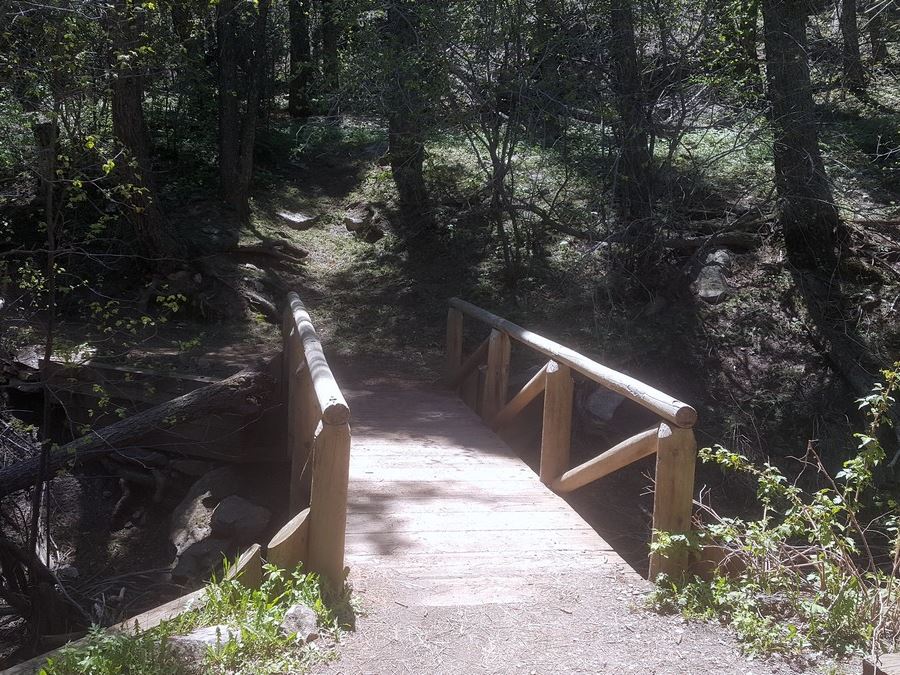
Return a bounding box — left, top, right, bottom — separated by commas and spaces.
0, 365, 275, 498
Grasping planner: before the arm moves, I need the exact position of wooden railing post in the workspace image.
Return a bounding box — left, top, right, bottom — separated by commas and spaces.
481, 329, 510, 421
649, 423, 697, 580
307, 420, 352, 590
539, 361, 573, 485
446, 307, 463, 385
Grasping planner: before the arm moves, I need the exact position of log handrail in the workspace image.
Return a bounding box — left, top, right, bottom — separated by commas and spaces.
280, 291, 351, 590
446, 298, 696, 579
449, 297, 696, 428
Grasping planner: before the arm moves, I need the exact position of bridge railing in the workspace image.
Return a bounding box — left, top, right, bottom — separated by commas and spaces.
445, 298, 696, 579
268, 291, 351, 590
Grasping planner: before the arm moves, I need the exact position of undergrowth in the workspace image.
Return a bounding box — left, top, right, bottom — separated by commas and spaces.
651, 365, 900, 659
39, 562, 342, 675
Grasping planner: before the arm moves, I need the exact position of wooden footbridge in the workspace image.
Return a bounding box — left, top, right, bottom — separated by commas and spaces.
8, 292, 701, 673
277, 293, 697, 595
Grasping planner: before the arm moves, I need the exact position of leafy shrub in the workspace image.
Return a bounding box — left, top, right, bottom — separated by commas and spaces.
651, 365, 900, 658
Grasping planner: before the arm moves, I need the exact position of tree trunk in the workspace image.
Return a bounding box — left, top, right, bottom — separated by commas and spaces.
868, 0, 888, 62
739, 0, 761, 78
384, 1, 430, 229
608, 0, 656, 268
839, 0, 867, 92
321, 0, 339, 92
217, 0, 270, 221
110, 0, 181, 259
0, 367, 275, 498
288, 0, 313, 116
761, 0, 841, 270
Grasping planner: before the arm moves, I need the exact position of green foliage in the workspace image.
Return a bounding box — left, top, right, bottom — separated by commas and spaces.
40, 563, 338, 675
651, 365, 900, 658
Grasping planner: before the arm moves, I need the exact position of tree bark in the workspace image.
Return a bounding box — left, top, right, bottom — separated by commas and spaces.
110, 0, 182, 259
321, 0, 340, 92
384, 1, 430, 229
761, 0, 841, 270
739, 0, 761, 78
868, 0, 888, 62
0, 367, 275, 498
839, 0, 866, 92
608, 0, 656, 269
288, 0, 313, 116
217, 0, 271, 221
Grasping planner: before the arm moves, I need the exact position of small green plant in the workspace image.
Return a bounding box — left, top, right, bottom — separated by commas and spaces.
40, 562, 340, 675
650, 364, 900, 659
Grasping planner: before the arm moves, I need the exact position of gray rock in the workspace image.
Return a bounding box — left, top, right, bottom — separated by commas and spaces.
581, 388, 626, 423
704, 249, 732, 269
277, 211, 321, 230
170, 489, 214, 558
343, 204, 373, 232
171, 538, 232, 583
211, 495, 271, 544
169, 467, 242, 562
14, 345, 41, 370
279, 604, 319, 643
167, 624, 241, 672
693, 264, 731, 304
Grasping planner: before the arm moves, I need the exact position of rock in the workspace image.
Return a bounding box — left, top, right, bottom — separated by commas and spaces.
705, 249, 732, 269
277, 211, 321, 230
171, 488, 214, 558
343, 204, 373, 232
362, 224, 385, 243
279, 604, 319, 643
169, 467, 242, 557
14, 345, 41, 370
167, 624, 241, 672
692, 264, 731, 304
580, 388, 626, 423
211, 495, 271, 544
171, 538, 232, 582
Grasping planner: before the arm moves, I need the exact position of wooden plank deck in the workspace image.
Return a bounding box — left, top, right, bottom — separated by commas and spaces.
342, 384, 630, 608
319, 383, 790, 674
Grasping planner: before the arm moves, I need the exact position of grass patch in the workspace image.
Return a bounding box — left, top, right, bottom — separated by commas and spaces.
40, 563, 344, 675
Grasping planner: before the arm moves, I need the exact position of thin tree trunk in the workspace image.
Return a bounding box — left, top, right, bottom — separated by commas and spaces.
321, 0, 339, 92
868, 0, 887, 62
288, 0, 312, 116
218, 0, 242, 211
111, 0, 181, 259
761, 0, 841, 270
839, 0, 867, 92
217, 0, 270, 220
739, 0, 761, 77
384, 1, 430, 229
608, 0, 655, 269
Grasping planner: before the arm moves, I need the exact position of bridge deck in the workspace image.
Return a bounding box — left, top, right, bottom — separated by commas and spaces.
343, 383, 630, 607
320, 382, 775, 673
